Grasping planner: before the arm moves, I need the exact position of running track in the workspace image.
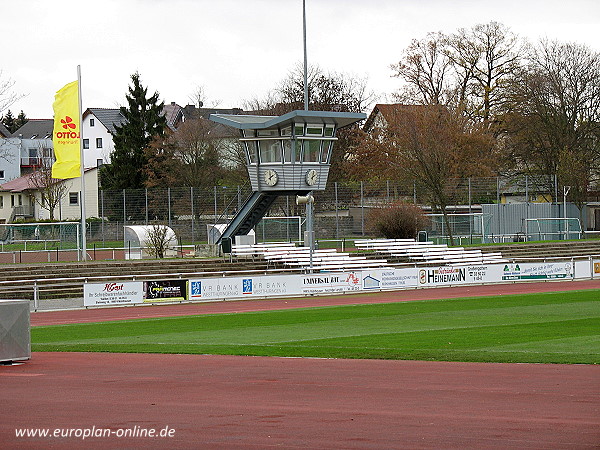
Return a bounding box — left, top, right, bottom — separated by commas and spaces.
2, 280, 599, 449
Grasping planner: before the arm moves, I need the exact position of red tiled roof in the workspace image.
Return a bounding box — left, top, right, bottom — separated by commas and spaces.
0, 173, 36, 193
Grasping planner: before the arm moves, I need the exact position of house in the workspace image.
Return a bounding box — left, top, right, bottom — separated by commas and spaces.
162, 102, 185, 131
363, 104, 415, 133
0, 122, 11, 138
81, 108, 127, 167
11, 119, 53, 139
81, 102, 197, 166
0, 136, 53, 183
0, 167, 99, 223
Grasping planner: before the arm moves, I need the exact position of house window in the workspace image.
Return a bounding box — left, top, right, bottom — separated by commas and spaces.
0, 170, 4, 180
11, 195, 14, 207
96, 138, 103, 148
18, 195, 22, 206
0, 196, 3, 209
90, 118, 95, 127
69, 192, 79, 206
96, 158, 103, 167
83, 139, 89, 149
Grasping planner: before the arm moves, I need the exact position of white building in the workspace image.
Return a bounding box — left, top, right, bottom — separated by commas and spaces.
0, 168, 99, 223
81, 108, 126, 168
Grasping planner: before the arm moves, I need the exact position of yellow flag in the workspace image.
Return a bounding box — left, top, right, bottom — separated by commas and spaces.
52, 80, 80, 179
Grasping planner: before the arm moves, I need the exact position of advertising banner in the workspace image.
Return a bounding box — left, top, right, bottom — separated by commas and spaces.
84, 281, 144, 307
500, 262, 574, 281
241, 275, 302, 297
360, 268, 418, 290
301, 272, 362, 295
594, 260, 600, 278
417, 264, 504, 287
144, 280, 188, 302
189, 275, 304, 301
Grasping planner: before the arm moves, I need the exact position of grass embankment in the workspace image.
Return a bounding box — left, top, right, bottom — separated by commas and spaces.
32, 290, 600, 364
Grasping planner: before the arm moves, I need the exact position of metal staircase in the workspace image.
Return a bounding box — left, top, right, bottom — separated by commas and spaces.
217, 190, 309, 247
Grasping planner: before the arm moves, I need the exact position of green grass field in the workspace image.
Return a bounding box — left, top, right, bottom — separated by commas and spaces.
32, 290, 600, 364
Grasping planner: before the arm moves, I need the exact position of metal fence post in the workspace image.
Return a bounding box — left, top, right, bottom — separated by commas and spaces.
214, 186, 218, 226
468, 177, 473, 243
413, 181, 417, 205
360, 181, 365, 236
168, 187, 172, 228
497, 177, 501, 241
525, 175, 529, 239
101, 189, 105, 245
335, 181, 339, 240
145, 188, 149, 225
190, 187, 195, 244
386, 179, 390, 204
33, 281, 38, 312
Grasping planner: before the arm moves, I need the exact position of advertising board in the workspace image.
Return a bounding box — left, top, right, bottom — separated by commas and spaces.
360, 268, 418, 290
594, 260, 600, 278
189, 275, 303, 301
417, 264, 504, 287
301, 272, 361, 295
500, 262, 574, 281
84, 281, 144, 307
189, 272, 362, 301
144, 280, 188, 302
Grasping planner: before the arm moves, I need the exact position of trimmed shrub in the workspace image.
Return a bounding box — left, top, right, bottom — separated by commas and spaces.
367, 203, 429, 239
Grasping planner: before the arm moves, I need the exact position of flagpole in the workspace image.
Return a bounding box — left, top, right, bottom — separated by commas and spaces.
77, 65, 87, 261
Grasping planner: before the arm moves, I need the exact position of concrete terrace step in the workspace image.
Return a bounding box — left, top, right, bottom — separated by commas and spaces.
0, 258, 272, 284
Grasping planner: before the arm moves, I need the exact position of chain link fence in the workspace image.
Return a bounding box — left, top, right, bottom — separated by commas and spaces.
89, 174, 583, 244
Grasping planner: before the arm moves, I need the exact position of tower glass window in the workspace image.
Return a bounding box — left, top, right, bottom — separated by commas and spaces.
259, 140, 282, 163
303, 140, 321, 162
245, 142, 258, 164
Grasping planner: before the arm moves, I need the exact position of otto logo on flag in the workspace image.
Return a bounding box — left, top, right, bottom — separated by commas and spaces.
55, 116, 79, 139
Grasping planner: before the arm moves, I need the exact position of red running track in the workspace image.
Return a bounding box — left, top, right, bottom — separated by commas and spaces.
1, 279, 598, 449
31, 279, 600, 326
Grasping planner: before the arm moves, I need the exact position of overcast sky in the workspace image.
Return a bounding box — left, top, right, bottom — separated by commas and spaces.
3, 0, 600, 119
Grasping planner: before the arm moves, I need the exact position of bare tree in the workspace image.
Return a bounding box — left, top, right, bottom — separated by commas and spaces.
392, 22, 524, 126
0, 70, 24, 115
144, 224, 174, 259
145, 117, 243, 188
445, 22, 522, 125
28, 147, 68, 221
391, 32, 454, 105
188, 85, 221, 109
0, 138, 16, 164
502, 40, 600, 210
351, 105, 496, 244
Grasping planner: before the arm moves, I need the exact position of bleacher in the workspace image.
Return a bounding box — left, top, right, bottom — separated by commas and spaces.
354, 239, 508, 266
231, 243, 390, 271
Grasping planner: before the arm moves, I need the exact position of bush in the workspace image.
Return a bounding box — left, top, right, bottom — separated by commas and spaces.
367, 203, 429, 239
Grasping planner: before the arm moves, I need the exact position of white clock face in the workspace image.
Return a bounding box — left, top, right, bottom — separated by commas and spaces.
305, 169, 318, 186
264, 169, 278, 186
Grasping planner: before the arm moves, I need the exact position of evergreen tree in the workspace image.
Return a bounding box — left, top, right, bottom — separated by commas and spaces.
100, 72, 167, 190
1, 109, 15, 133
15, 110, 28, 131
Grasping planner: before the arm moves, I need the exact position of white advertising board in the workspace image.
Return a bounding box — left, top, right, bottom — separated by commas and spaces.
417, 264, 504, 287
189, 275, 304, 301
84, 281, 144, 306
574, 260, 592, 279
300, 272, 362, 295
500, 262, 574, 281
360, 268, 419, 290
188, 272, 363, 301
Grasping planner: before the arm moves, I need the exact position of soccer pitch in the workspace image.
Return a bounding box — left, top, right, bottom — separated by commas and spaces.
32, 290, 600, 364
